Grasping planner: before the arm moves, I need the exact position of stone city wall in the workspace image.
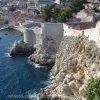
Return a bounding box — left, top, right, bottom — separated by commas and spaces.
18, 22, 100, 48
63, 23, 100, 47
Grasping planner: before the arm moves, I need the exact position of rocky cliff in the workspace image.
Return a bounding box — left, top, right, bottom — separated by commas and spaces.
10, 34, 60, 66
39, 36, 100, 100
10, 40, 35, 56
28, 35, 60, 66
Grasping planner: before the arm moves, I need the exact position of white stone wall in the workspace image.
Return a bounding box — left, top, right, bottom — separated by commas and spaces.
76, 10, 94, 22
41, 23, 63, 49
83, 28, 98, 41
76, 11, 87, 19
22, 22, 63, 49
83, 28, 100, 47
63, 23, 100, 47
63, 24, 82, 36
24, 29, 36, 45
32, 27, 42, 48
20, 22, 100, 48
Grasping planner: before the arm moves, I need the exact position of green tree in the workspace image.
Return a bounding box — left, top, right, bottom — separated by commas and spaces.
51, 6, 61, 22
53, 7, 73, 22
41, 5, 52, 21
61, 7, 73, 21
69, 0, 87, 12
85, 77, 100, 100
40, 0, 87, 22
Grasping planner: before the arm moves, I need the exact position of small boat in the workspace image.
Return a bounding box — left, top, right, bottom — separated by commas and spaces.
0, 37, 2, 40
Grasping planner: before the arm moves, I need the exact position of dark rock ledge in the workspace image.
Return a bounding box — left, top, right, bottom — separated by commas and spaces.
10, 40, 35, 57
10, 35, 60, 66
28, 53, 55, 66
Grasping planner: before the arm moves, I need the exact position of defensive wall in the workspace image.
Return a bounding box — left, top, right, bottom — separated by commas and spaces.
15, 21, 100, 48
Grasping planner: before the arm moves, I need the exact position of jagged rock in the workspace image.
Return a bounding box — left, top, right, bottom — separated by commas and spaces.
94, 71, 100, 78
28, 35, 59, 66
10, 40, 35, 56
90, 63, 97, 71
55, 72, 66, 83
69, 81, 79, 98
61, 84, 74, 96
55, 84, 74, 96
39, 35, 100, 99
29, 53, 55, 66
63, 74, 74, 83
79, 85, 85, 96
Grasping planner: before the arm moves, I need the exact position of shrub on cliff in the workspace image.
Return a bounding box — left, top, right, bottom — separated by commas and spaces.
85, 77, 100, 100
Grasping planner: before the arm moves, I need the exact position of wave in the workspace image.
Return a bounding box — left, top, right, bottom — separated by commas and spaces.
25, 72, 54, 100
5, 53, 12, 57
49, 72, 54, 80
34, 63, 47, 68
27, 60, 46, 68
26, 90, 39, 100
29, 93, 38, 100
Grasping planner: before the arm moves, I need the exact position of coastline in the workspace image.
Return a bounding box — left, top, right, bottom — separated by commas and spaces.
0, 29, 52, 100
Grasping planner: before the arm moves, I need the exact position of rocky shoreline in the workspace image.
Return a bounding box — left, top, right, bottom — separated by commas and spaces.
38, 36, 100, 100
10, 40, 35, 57
28, 53, 55, 66
10, 35, 100, 100
28, 35, 60, 66
10, 35, 60, 66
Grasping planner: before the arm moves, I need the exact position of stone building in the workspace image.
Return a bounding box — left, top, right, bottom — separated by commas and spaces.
27, 0, 53, 10
75, 9, 95, 22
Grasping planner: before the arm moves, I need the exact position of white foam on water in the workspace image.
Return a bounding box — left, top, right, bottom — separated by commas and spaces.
34, 64, 42, 68
33, 63, 46, 68
26, 90, 39, 100
28, 93, 38, 100
47, 72, 55, 84
5, 53, 12, 57
27, 59, 48, 69
49, 72, 54, 80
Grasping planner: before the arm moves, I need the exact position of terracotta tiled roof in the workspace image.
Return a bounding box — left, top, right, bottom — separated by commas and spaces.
32, 15, 41, 19
68, 22, 96, 30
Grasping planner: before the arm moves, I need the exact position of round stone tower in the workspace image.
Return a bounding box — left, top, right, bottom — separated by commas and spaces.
24, 29, 36, 45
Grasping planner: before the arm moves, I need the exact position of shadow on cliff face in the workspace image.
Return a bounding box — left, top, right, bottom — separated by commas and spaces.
28, 35, 61, 67
9, 39, 36, 57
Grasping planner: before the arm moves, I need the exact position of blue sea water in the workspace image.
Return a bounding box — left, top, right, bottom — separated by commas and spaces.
0, 29, 51, 100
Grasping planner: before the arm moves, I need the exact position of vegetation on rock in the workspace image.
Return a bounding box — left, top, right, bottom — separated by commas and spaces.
39, 36, 100, 100
85, 77, 100, 100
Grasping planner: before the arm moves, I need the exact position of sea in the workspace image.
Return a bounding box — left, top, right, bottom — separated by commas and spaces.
0, 29, 52, 100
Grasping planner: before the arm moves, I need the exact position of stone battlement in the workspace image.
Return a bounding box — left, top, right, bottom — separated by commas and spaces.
17, 21, 100, 48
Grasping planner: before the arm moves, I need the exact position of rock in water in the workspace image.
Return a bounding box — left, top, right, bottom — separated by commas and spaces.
10, 40, 35, 57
